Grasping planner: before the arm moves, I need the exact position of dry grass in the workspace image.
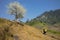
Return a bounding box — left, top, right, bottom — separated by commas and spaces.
0, 18, 58, 40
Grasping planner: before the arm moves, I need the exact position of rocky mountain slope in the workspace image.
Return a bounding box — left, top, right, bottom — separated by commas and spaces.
26, 9, 60, 32
0, 18, 58, 40
38, 9, 60, 24
30, 9, 60, 25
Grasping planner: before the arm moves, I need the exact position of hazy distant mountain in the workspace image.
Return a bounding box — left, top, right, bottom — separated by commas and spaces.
26, 9, 60, 25
37, 9, 60, 24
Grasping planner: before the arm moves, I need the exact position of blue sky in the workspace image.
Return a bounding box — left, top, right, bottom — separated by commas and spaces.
0, 0, 60, 22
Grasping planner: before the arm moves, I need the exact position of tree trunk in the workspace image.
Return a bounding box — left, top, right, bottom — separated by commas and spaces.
15, 14, 18, 21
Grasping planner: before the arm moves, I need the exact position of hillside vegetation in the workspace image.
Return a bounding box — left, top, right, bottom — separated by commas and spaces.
0, 18, 58, 40
26, 9, 60, 31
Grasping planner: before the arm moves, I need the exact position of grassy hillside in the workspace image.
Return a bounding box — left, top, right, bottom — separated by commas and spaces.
0, 18, 58, 40
26, 9, 60, 32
